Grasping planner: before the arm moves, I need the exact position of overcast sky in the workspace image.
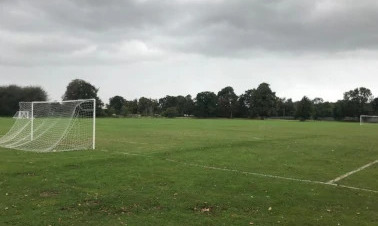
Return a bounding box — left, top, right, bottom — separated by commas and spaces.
1, 0, 378, 103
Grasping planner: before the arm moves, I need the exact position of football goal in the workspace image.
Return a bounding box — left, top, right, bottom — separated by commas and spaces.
0, 99, 95, 152
360, 115, 378, 125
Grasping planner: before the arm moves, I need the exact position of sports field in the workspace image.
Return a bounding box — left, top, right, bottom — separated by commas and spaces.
0, 118, 377, 225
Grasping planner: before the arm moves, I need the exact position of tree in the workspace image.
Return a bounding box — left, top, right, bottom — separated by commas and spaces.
138, 97, 158, 116
183, 95, 195, 116
0, 85, 47, 116
343, 87, 373, 117
312, 98, 333, 119
217, 86, 238, 118
372, 98, 378, 114
276, 98, 296, 117
175, 95, 187, 116
23, 86, 48, 102
108, 96, 126, 115
159, 96, 178, 113
158, 95, 195, 116
295, 96, 313, 121
284, 98, 295, 117
194, 91, 217, 117
63, 79, 104, 116
162, 107, 179, 118
333, 100, 346, 120
276, 98, 285, 117
253, 83, 277, 118
240, 83, 277, 119
124, 99, 138, 115
238, 91, 251, 118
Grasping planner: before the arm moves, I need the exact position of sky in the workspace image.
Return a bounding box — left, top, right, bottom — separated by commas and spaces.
1, 0, 378, 103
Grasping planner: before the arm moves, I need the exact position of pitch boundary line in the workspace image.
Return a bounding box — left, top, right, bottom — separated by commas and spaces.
165, 158, 378, 193
326, 160, 378, 184
165, 158, 328, 184
98, 150, 378, 194
99, 149, 152, 157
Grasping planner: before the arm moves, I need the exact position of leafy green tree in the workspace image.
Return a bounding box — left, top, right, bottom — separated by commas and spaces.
124, 99, 138, 115
343, 87, 373, 117
158, 95, 194, 116
108, 96, 126, 115
312, 98, 333, 119
313, 97, 324, 105
194, 91, 217, 117
183, 95, 195, 116
372, 98, 378, 114
23, 87, 48, 102
284, 98, 295, 117
62, 79, 104, 116
217, 86, 238, 118
0, 85, 47, 116
295, 96, 313, 121
333, 100, 346, 120
162, 107, 179, 118
238, 91, 251, 118
240, 83, 277, 119
159, 96, 178, 112
253, 83, 277, 118
138, 97, 158, 116
138, 97, 151, 116
276, 98, 285, 116
276, 98, 296, 117
175, 95, 187, 116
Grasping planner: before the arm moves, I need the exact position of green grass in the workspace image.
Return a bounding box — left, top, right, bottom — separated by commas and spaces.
0, 118, 377, 225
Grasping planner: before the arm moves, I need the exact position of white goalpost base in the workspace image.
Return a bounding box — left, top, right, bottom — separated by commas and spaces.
360, 115, 378, 125
0, 99, 96, 152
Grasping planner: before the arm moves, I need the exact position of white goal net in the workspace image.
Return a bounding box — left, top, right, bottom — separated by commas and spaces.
360, 115, 378, 125
0, 99, 95, 152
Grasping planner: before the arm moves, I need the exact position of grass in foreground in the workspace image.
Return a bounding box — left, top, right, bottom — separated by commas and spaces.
0, 118, 377, 225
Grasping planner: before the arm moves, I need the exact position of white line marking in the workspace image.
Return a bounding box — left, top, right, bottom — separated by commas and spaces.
122, 141, 149, 145
327, 160, 378, 184
165, 158, 378, 194
97, 150, 378, 194
337, 184, 378, 194
165, 158, 327, 185
98, 149, 151, 157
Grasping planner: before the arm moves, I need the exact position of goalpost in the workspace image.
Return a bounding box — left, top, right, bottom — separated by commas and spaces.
0, 99, 96, 152
360, 115, 378, 125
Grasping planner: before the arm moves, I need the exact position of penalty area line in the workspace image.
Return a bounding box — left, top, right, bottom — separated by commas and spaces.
327, 160, 378, 184
165, 158, 378, 194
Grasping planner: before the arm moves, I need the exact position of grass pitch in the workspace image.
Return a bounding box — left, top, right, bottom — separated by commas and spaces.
0, 118, 377, 225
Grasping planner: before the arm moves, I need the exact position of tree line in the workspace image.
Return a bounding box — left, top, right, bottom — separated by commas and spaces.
1, 79, 377, 121
105, 81, 377, 121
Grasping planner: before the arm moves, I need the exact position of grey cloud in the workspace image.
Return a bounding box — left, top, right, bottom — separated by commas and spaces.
1, 0, 378, 66
168, 0, 378, 55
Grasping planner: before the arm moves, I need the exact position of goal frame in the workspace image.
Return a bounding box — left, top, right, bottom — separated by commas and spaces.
1, 99, 96, 151
30, 99, 96, 150
13, 111, 30, 119
360, 115, 378, 125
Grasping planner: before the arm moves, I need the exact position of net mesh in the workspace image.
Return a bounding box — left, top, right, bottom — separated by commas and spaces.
360, 115, 378, 125
0, 99, 95, 152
